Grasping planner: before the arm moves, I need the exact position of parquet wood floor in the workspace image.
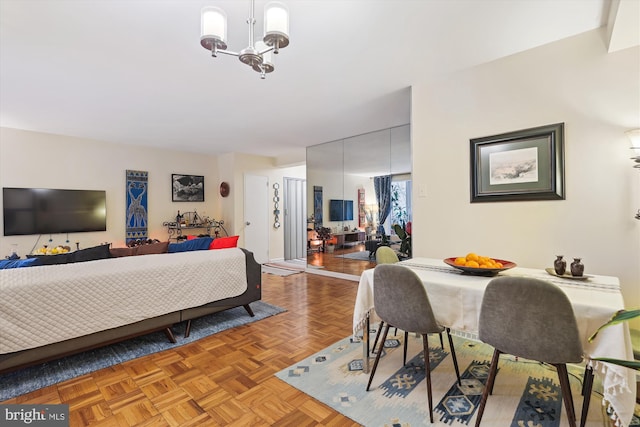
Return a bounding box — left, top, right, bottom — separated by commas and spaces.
3, 271, 363, 426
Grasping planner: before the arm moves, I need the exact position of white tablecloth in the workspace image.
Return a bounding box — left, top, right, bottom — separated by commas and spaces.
353, 258, 636, 427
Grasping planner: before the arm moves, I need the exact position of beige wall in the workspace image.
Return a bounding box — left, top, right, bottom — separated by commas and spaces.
0, 128, 304, 262
0, 127, 221, 254
411, 29, 640, 314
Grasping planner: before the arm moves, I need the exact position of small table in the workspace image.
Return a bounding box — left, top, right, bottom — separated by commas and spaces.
353, 258, 636, 426
333, 231, 365, 248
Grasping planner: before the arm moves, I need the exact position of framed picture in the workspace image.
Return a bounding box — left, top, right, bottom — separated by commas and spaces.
470, 123, 564, 203
172, 174, 204, 202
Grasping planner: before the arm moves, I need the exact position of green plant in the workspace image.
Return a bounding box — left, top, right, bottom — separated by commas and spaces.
393, 222, 411, 258
588, 308, 640, 371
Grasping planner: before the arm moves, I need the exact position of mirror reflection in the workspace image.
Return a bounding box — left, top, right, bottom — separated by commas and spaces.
306, 124, 411, 276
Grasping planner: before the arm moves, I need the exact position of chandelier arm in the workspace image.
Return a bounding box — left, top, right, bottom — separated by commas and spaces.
214, 49, 240, 57
256, 45, 275, 55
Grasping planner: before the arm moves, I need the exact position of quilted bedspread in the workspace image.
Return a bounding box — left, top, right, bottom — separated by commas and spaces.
0, 248, 248, 354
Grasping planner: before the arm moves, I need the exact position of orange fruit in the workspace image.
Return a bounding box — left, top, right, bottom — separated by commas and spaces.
465, 260, 480, 268
466, 253, 479, 262
454, 257, 467, 266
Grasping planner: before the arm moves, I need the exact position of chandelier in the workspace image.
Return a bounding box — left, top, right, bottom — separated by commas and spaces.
200, 1, 290, 79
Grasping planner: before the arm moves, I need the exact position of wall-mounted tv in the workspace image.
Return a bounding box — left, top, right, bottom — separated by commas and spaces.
3, 188, 107, 236
329, 199, 353, 222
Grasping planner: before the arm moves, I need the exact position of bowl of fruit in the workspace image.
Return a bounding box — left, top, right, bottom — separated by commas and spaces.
444, 253, 516, 276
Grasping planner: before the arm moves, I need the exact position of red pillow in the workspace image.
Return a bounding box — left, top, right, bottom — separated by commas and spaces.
209, 235, 239, 249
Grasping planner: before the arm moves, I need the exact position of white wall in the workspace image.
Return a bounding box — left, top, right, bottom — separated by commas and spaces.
411, 29, 640, 313
0, 127, 220, 255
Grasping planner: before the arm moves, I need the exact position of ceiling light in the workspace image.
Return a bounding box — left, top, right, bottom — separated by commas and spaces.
200, 1, 290, 79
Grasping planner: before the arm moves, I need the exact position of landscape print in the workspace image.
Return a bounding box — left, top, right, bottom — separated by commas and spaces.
172, 174, 204, 202
489, 147, 538, 185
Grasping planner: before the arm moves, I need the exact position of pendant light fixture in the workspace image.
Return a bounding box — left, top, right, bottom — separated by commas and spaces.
200, 1, 290, 79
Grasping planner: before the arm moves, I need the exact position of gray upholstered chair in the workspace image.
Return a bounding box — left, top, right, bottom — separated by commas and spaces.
367, 264, 461, 423
474, 276, 585, 427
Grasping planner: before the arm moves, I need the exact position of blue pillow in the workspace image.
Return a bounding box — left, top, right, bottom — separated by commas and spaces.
0, 258, 40, 269
168, 237, 213, 253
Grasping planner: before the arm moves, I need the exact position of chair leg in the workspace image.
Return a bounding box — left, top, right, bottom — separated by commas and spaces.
403, 331, 409, 365
439, 332, 444, 349
580, 365, 594, 427
371, 321, 384, 353
366, 324, 390, 391
474, 348, 501, 427
555, 364, 577, 427
445, 328, 461, 385
422, 333, 435, 424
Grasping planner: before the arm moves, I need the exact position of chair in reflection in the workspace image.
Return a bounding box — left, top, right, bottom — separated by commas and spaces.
474, 276, 587, 427
375, 246, 398, 264
367, 264, 462, 423
307, 227, 332, 254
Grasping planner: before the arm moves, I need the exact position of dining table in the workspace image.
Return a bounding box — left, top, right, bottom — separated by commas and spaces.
353, 257, 636, 427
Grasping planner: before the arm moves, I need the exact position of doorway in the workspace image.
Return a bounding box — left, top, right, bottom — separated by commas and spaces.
283, 177, 306, 260
243, 174, 269, 264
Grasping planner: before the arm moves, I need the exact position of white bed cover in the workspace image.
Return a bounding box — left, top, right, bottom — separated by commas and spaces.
0, 248, 248, 354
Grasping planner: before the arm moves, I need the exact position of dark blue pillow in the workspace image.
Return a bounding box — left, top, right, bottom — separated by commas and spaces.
27, 253, 73, 265
168, 237, 213, 253
72, 243, 111, 263
0, 258, 40, 269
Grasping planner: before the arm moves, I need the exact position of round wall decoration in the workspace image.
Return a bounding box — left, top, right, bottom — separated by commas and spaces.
219, 182, 230, 197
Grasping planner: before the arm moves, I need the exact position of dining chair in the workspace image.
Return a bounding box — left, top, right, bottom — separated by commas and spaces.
474, 276, 586, 427
367, 264, 461, 423
371, 246, 445, 362
371, 246, 408, 362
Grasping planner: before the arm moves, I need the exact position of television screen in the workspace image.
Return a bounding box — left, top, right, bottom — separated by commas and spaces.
329, 199, 353, 222
3, 188, 107, 236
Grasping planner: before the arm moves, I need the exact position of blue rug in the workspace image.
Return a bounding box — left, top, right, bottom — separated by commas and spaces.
277, 327, 639, 426
0, 301, 285, 401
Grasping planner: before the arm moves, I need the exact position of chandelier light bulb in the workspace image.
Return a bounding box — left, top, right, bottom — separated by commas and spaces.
626, 129, 640, 152
201, 7, 228, 52
263, 1, 290, 51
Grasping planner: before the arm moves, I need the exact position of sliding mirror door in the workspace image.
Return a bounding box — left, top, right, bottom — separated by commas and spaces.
306, 124, 411, 276
306, 139, 344, 272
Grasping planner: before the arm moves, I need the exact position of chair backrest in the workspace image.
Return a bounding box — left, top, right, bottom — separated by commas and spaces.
479, 276, 583, 364
373, 264, 441, 334
376, 246, 399, 264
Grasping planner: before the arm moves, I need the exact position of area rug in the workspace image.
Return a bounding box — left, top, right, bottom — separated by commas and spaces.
262, 265, 302, 276
0, 301, 285, 401
336, 251, 375, 261
277, 328, 640, 427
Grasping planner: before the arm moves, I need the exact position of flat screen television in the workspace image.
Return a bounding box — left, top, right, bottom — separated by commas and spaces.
3, 187, 107, 236
329, 199, 353, 222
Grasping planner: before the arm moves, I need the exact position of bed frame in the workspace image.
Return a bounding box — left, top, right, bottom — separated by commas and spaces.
0, 248, 261, 374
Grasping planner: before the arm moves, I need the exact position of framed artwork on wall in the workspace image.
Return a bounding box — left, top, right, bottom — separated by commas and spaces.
172, 174, 204, 202
470, 123, 565, 203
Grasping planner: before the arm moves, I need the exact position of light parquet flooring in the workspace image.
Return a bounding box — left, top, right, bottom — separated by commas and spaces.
2, 272, 362, 426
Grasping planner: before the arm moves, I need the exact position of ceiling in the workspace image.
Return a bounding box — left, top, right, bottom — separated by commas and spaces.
1, 0, 633, 164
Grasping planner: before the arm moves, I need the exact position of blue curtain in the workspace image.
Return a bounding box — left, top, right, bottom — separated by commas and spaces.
374, 175, 391, 236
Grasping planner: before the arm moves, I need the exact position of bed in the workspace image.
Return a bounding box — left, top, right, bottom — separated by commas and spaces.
0, 247, 261, 373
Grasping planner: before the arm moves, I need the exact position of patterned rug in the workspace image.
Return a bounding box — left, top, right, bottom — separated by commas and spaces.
0, 301, 285, 401
277, 327, 640, 427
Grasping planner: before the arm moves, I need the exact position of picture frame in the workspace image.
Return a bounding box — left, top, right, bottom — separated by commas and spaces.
470, 123, 564, 203
172, 174, 205, 202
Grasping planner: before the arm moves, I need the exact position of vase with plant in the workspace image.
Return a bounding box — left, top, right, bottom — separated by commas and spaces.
392, 221, 412, 258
